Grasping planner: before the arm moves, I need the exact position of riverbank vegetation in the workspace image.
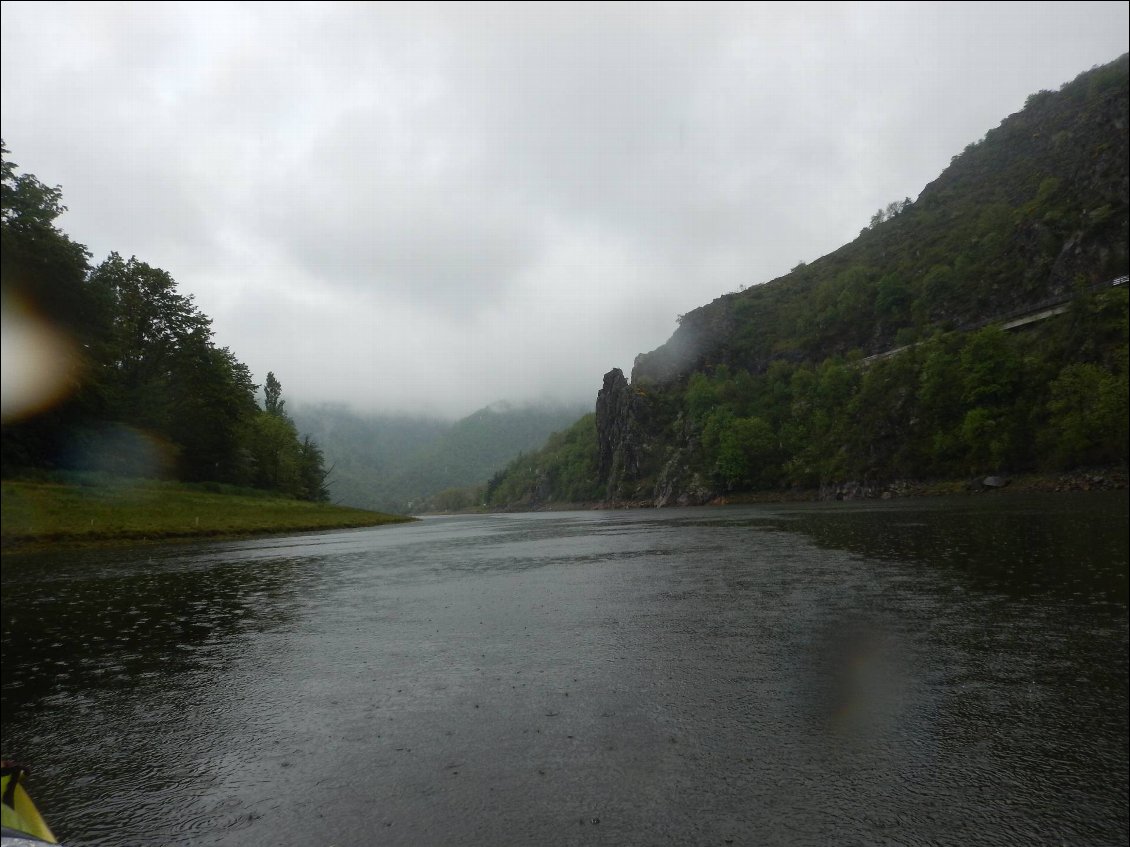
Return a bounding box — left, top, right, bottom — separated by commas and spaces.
0, 476, 411, 550
1, 144, 332, 502
668, 293, 1127, 492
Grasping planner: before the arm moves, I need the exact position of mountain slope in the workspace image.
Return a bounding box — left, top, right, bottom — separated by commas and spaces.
486, 54, 1129, 508
633, 54, 1128, 386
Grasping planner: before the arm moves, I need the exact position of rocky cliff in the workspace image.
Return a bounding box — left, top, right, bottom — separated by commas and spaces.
591, 55, 1129, 505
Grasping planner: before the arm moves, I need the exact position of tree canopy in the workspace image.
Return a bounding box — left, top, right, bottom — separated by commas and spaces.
1, 142, 328, 499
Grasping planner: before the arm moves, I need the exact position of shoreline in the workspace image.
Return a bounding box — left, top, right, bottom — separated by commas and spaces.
0, 479, 415, 554
475, 467, 1128, 514
0, 519, 415, 555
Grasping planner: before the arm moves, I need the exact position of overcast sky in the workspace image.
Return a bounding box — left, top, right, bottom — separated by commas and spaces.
2, 2, 1127, 418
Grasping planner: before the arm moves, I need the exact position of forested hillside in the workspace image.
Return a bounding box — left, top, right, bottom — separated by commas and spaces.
486, 55, 1129, 508
293, 401, 588, 513
1, 144, 330, 499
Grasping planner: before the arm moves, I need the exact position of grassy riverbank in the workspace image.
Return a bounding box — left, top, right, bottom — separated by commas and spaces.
1, 478, 414, 550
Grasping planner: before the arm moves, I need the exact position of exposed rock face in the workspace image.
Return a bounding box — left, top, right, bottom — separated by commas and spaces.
631, 300, 737, 386
653, 446, 715, 507
596, 368, 718, 506
595, 368, 641, 499
818, 479, 927, 500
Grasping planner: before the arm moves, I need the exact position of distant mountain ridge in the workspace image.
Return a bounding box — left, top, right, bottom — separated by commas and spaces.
484, 54, 1129, 508
292, 400, 589, 512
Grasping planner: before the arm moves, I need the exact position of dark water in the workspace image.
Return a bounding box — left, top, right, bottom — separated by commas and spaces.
1, 493, 1127, 846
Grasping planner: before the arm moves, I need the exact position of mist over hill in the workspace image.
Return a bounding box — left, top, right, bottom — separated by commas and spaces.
291, 400, 589, 513
485, 55, 1129, 508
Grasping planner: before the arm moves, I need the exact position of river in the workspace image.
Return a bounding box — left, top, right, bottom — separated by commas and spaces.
1, 493, 1127, 846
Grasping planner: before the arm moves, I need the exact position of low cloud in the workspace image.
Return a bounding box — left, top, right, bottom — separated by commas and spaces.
3, 1, 1127, 416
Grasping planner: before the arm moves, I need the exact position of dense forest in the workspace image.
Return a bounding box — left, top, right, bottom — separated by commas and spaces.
1, 143, 330, 500
484, 55, 1129, 508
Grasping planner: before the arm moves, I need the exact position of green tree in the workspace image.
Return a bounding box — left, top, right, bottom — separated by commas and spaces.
246, 372, 330, 500
264, 371, 285, 417
80, 253, 264, 482
1044, 363, 1129, 467
846, 351, 922, 477
876, 273, 911, 326
167, 344, 258, 482
915, 338, 965, 468
88, 253, 213, 428
1, 142, 92, 335
247, 410, 301, 492
919, 264, 955, 319
0, 143, 339, 493
960, 406, 1014, 472
1, 142, 97, 471
297, 435, 331, 501
961, 325, 1020, 408
684, 371, 720, 423
703, 410, 778, 490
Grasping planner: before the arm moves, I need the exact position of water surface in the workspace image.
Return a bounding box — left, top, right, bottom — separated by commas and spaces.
2, 493, 1127, 845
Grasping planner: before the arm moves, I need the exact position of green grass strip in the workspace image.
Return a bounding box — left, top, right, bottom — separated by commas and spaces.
1, 480, 414, 550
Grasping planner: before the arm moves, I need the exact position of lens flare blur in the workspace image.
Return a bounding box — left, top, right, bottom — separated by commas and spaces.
1, 291, 79, 423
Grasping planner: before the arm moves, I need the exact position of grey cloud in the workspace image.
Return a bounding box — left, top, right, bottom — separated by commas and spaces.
274, 195, 545, 311
2, 1, 1127, 416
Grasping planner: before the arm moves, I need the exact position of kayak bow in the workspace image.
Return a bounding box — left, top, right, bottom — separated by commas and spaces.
1, 763, 58, 846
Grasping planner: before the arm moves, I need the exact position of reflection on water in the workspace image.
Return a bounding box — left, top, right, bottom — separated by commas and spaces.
1, 493, 1127, 846
774, 494, 1128, 604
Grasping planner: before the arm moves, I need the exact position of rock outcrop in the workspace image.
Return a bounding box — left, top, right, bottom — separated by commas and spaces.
596, 367, 718, 506
631, 303, 735, 386
595, 368, 642, 499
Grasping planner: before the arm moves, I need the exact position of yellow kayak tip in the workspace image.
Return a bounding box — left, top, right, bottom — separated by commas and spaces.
1, 763, 58, 846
